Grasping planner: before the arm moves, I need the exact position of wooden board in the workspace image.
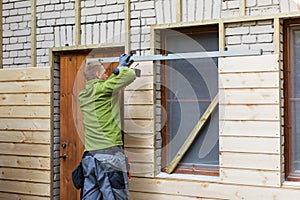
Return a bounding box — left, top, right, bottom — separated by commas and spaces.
0, 106, 50, 118
0, 93, 50, 105
124, 105, 154, 119
124, 119, 154, 134
0, 180, 50, 196
0, 119, 50, 131
0, 131, 50, 144
124, 133, 154, 148
0, 67, 50, 82
0, 192, 50, 200
0, 143, 51, 157
0, 168, 51, 183
124, 90, 154, 105
0, 155, 50, 169
0, 80, 51, 93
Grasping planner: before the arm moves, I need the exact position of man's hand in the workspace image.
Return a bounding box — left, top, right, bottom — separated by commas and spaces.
119, 54, 134, 68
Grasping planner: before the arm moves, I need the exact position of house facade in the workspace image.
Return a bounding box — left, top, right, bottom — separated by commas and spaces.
1, 0, 300, 199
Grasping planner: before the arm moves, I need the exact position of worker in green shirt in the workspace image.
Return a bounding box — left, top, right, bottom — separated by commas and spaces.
78, 54, 136, 200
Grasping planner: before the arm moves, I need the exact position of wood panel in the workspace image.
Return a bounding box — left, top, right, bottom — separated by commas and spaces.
125, 148, 155, 163
124, 133, 154, 148
130, 191, 222, 200
124, 119, 154, 134
130, 163, 155, 177
124, 105, 154, 119
0, 93, 50, 105
124, 90, 154, 105
0, 67, 52, 199
218, 55, 281, 187
129, 177, 300, 200
0, 192, 50, 200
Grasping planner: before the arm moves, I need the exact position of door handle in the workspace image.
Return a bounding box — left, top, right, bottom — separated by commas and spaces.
61, 142, 67, 148
59, 154, 68, 159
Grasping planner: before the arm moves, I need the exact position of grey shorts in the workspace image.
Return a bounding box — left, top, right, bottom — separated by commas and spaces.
81, 150, 129, 200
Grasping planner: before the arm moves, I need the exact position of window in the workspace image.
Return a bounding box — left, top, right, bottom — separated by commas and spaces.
284, 20, 300, 181
161, 26, 219, 175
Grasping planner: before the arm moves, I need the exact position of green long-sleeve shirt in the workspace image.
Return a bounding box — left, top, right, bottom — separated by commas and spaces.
78, 68, 136, 151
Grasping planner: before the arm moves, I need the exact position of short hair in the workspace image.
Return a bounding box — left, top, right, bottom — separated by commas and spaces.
83, 61, 104, 81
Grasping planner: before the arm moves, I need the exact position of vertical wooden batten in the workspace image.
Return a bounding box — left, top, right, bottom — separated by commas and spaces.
240, 0, 246, 16
0, 0, 2, 69
75, 0, 81, 46
31, 0, 37, 67
219, 20, 225, 51
176, 0, 182, 23
274, 17, 281, 54
125, 0, 131, 54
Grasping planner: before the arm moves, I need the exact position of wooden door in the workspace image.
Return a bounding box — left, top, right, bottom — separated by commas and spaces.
59, 49, 123, 200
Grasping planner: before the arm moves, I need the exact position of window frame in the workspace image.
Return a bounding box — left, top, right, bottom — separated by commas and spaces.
284, 19, 300, 181
160, 25, 219, 176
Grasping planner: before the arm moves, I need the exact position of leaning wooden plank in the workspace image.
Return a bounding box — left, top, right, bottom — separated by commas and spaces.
0, 106, 50, 118
0, 80, 51, 93
0, 180, 50, 196
0, 131, 50, 144
0, 93, 50, 105
0, 67, 50, 82
0, 192, 50, 200
0, 143, 50, 157
0, 119, 50, 131
166, 94, 219, 174
0, 168, 50, 183
220, 168, 280, 187
0, 155, 50, 169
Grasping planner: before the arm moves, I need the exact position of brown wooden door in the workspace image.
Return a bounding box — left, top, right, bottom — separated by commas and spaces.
59, 49, 123, 200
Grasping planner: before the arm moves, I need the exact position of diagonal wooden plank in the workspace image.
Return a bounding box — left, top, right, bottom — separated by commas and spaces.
166, 93, 219, 174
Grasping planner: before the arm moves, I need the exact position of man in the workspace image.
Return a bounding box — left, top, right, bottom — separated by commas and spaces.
78, 54, 136, 200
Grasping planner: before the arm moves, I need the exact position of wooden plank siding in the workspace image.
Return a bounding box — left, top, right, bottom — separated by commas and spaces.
124, 61, 156, 178
0, 67, 52, 199
219, 55, 282, 187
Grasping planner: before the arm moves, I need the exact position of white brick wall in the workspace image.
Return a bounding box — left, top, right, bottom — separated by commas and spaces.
225, 20, 275, 54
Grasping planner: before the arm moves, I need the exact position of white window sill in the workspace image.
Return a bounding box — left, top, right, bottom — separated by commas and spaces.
282, 181, 300, 189
156, 172, 220, 182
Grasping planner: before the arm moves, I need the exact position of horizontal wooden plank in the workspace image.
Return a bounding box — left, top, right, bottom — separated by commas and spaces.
0, 130, 50, 144
219, 88, 279, 104
131, 163, 155, 177
124, 90, 154, 105
126, 75, 154, 90
220, 168, 280, 187
0, 80, 51, 93
125, 148, 155, 163
0, 192, 50, 200
219, 55, 279, 73
0, 67, 51, 82
219, 72, 279, 88
0, 106, 50, 118
124, 119, 154, 134
132, 61, 154, 76
0, 93, 51, 105
221, 105, 280, 121
220, 152, 280, 170
0, 180, 50, 196
0, 119, 50, 131
0, 143, 50, 157
0, 155, 50, 169
129, 177, 300, 200
220, 120, 280, 137
0, 168, 51, 183
130, 191, 220, 200
124, 133, 154, 148
220, 136, 280, 154
124, 105, 154, 119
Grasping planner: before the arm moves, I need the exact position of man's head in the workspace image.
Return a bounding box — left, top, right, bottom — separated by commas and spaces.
83, 61, 108, 81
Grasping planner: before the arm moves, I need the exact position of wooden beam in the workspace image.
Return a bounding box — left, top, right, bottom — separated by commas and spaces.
240, 0, 246, 16
0, 0, 2, 69
219, 19, 225, 51
31, 0, 37, 67
166, 94, 219, 174
125, 0, 131, 54
274, 17, 281, 54
75, 0, 81, 46
176, 0, 182, 23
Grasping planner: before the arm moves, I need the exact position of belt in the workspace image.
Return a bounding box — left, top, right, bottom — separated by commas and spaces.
88, 146, 123, 156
